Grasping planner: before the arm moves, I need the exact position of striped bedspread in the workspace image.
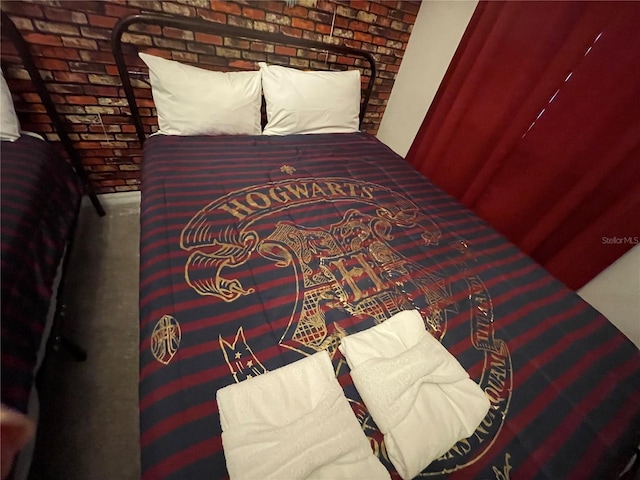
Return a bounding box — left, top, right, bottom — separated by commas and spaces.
139, 132, 640, 479
1, 134, 81, 413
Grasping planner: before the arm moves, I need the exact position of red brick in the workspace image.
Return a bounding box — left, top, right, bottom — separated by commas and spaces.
291, 18, 314, 30
104, 4, 139, 18
132, 88, 153, 99
275, 45, 297, 56
87, 14, 117, 29
369, 2, 389, 16
349, 20, 369, 32
56, 1, 104, 13
84, 150, 114, 159
250, 42, 274, 53
105, 65, 120, 76
84, 85, 119, 96
242, 7, 265, 20
279, 27, 303, 38
343, 39, 362, 50
22, 33, 63, 47
197, 9, 226, 23
76, 141, 106, 149
82, 157, 109, 165
403, 13, 417, 24
130, 24, 163, 35
66, 95, 98, 105
101, 115, 132, 124
1, 3, 44, 18
398, 1, 420, 14
354, 31, 373, 43
34, 58, 69, 71
90, 165, 119, 172
349, 1, 369, 10
54, 72, 88, 83
263, 2, 284, 13
283, 5, 308, 18
21, 122, 53, 133
138, 48, 172, 60
210, 1, 241, 15
373, 36, 387, 46
20, 93, 41, 103
316, 1, 335, 12
332, 17, 348, 29
89, 124, 121, 133
163, 27, 194, 40
228, 60, 256, 70
100, 179, 127, 187
376, 16, 391, 28
20, 104, 47, 113
136, 99, 156, 108
195, 32, 224, 45
316, 23, 332, 34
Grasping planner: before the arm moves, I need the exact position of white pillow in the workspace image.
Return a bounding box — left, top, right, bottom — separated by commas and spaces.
1, 70, 20, 142
139, 53, 262, 136
259, 62, 360, 136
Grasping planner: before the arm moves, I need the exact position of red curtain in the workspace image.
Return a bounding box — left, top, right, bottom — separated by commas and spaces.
406, 1, 640, 290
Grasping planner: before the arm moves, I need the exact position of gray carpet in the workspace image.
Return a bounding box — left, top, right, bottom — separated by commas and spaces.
29, 199, 141, 480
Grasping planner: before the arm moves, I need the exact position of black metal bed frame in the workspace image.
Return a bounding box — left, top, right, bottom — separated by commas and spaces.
1, 11, 105, 217
1, 12, 102, 363
111, 13, 377, 144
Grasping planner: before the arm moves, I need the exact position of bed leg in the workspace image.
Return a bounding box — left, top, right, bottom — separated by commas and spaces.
50, 305, 87, 362
87, 190, 106, 217
52, 335, 88, 362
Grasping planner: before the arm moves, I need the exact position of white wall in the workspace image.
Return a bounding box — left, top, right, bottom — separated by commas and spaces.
376, 0, 478, 157
578, 244, 640, 348
378, 0, 640, 349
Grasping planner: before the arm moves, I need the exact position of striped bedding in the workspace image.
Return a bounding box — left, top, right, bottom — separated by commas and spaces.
139, 132, 640, 479
0, 134, 82, 413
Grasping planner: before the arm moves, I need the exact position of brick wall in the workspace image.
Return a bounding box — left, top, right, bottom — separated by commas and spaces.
1, 0, 420, 193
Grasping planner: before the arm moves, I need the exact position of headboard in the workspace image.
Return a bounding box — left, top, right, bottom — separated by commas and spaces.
1, 11, 105, 216
111, 13, 377, 145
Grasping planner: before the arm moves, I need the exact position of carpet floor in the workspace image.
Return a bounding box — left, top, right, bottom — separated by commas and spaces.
29, 199, 141, 480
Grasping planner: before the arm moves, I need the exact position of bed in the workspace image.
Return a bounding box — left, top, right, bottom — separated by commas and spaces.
0, 12, 104, 474
113, 13, 640, 480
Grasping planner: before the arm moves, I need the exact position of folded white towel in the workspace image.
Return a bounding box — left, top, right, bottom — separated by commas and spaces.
216, 350, 390, 480
338, 310, 490, 480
